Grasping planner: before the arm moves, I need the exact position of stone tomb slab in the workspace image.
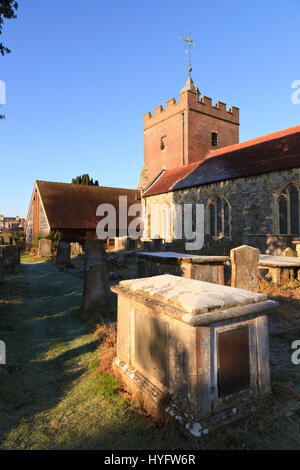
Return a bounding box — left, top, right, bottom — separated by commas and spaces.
137, 251, 229, 285
111, 274, 279, 425
259, 254, 300, 285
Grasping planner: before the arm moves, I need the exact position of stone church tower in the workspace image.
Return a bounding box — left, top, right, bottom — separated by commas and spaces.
139, 77, 240, 190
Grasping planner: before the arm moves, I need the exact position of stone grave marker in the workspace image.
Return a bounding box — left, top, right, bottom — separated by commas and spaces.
56, 242, 71, 267
70, 242, 83, 256
1, 246, 20, 272
38, 239, 51, 258
81, 239, 108, 311
231, 245, 260, 291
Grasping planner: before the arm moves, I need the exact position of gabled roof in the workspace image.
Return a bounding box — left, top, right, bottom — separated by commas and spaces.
143, 125, 300, 197
36, 180, 140, 230
142, 162, 199, 197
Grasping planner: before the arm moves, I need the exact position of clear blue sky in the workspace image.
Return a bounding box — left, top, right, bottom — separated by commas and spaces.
1, 0, 300, 218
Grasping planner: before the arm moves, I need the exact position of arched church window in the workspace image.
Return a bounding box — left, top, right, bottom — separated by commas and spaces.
278, 185, 299, 235
208, 195, 231, 238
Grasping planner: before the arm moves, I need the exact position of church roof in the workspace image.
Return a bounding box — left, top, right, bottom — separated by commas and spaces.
143, 125, 300, 197
36, 180, 140, 230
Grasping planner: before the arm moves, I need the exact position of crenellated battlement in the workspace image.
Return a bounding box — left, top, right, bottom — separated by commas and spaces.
144, 89, 239, 128
141, 78, 240, 190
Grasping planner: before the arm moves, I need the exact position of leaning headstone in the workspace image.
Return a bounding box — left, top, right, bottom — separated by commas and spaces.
0, 257, 5, 284
81, 239, 108, 311
231, 245, 260, 291
38, 239, 51, 258
56, 242, 71, 267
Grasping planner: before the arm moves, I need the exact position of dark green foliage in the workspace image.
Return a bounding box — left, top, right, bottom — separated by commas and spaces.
0, 0, 18, 56
71, 174, 99, 186
11, 231, 25, 250
0, 1, 18, 119
32, 230, 62, 252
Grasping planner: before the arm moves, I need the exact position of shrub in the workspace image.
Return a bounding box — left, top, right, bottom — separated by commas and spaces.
32, 230, 62, 252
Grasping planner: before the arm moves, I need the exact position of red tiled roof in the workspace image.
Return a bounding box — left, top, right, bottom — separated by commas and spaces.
142, 162, 200, 197
207, 125, 300, 159
37, 180, 140, 229
143, 125, 300, 197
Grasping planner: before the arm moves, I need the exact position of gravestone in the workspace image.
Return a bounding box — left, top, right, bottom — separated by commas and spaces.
0, 257, 5, 283
56, 242, 71, 267
70, 242, 83, 256
231, 245, 260, 291
84, 239, 105, 270
1, 246, 20, 272
283, 247, 297, 257
81, 239, 108, 311
38, 239, 51, 258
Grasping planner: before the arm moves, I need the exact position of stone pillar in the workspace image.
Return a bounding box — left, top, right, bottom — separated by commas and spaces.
81, 239, 108, 311
38, 239, 51, 257
56, 242, 71, 267
231, 245, 260, 291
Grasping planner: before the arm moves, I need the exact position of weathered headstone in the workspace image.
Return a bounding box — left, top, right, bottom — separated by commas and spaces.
81, 239, 108, 311
84, 239, 105, 270
283, 247, 297, 257
0, 257, 5, 283
231, 245, 260, 291
1, 245, 20, 272
70, 242, 83, 256
38, 239, 51, 258
56, 242, 71, 267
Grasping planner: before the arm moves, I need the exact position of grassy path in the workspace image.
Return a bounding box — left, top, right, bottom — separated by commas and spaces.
0, 260, 186, 450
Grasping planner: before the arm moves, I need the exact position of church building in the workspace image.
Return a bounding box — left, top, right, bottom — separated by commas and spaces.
139, 76, 300, 255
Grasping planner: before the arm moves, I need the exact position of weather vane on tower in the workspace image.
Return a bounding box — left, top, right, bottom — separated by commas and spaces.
179, 32, 194, 77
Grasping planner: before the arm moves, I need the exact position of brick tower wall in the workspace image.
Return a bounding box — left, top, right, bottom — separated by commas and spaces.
140, 86, 239, 190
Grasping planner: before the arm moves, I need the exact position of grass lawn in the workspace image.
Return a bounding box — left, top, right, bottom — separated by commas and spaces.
0, 256, 300, 449
0, 259, 187, 450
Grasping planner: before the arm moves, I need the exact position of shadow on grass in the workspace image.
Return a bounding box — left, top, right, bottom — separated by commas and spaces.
0, 261, 102, 446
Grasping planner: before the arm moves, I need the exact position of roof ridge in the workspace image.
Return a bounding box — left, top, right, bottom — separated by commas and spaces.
36, 180, 138, 192
207, 125, 300, 159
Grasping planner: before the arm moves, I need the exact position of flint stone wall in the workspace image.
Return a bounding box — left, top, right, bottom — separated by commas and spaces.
143, 168, 300, 255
